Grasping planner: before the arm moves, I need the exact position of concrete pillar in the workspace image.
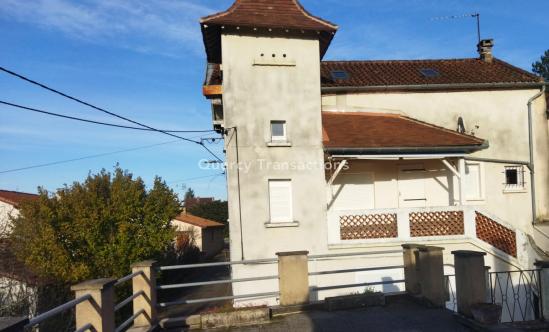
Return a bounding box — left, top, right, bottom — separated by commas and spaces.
131, 260, 157, 327
534, 261, 549, 320
71, 278, 116, 332
417, 246, 445, 307
452, 250, 487, 317
402, 244, 425, 295
276, 251, 309, 306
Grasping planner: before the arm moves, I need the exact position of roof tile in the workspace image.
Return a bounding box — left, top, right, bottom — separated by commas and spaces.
322, 112, 485, 150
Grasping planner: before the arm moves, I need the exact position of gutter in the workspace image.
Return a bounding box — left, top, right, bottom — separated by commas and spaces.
321, 82, 545, 93
325, 142, 488, 155
527, 85, 546, 224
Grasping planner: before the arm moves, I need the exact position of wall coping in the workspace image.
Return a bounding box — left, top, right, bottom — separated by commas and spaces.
71, 278, 117, 291
276, 251, 309, 257
451, 250, 486, 257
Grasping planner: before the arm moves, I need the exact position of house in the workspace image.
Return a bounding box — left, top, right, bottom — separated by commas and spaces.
199, 0, 549, 305
0, 189, 38, 236
171, 212, 225, 258
0, 190, 40, 318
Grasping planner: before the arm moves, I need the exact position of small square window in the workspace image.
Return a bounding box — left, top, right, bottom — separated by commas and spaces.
504, 166, 525, 191
271, 121, 286, 141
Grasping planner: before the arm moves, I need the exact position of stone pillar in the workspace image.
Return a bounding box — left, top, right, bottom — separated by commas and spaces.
131, 260, 157, 327
417, 246, 445, 307
534, 261, 549, 320
276, 251, 309, 306
402, 244, 425, 295
452, 250, 487, 317
71, 278, 116, 332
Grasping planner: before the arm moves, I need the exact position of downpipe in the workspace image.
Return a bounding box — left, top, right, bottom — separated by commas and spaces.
527, 85, 546, 224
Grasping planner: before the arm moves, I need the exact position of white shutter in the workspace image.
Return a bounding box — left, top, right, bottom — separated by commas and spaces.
464, 162, 482, 199
269, 180, 292, 223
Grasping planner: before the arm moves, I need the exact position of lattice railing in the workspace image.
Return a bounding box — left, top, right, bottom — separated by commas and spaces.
340, 213, 398, 240
476, 212, 517, 257
409, 210, 464, 237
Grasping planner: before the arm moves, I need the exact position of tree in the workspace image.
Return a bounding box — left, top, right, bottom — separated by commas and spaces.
532, 49, 549, 81
184, 188, 195, 202
9, 167, 180, 283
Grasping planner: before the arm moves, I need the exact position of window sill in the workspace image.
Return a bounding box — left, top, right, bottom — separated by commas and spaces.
267, 141, 292, 147
503, 189, 527, 194
265, 221, 299, 228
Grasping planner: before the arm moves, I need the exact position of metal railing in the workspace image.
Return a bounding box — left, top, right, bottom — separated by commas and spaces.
24, 294, 91, 330
156, 257, 280, 308
308, 250, 405, 294
489, 269, 542, 322
113, 270, 145, 331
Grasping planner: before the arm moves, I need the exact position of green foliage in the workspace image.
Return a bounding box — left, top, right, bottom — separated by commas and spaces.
188, 199, 228, 225
9, 167, 181, 283
532, 49, 549, 81
184, 188, 195, 201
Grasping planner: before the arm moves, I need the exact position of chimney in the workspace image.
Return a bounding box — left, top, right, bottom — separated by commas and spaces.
477, 39, 494, 63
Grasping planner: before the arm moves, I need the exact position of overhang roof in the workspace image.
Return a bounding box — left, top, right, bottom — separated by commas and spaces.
321, 58, 542, 90
173, 212, 225, 229
322, 112, 486, 154
200, 0, 337, 63
0, 190, 38, 208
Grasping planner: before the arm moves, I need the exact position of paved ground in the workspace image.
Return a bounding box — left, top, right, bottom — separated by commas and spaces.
166, 296, 471, 332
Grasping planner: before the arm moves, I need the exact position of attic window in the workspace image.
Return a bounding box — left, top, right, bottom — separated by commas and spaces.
419, 68, 440, 77
331, 70, 349, 80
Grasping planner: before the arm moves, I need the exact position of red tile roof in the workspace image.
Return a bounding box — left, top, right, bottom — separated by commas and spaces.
205, 58, 542, 91
173, 212, 225, 229
200, 0, 337, 63
321, 58, 542, 89
0, 190, 38, 208
201, 0, 337, 32
322, 112, 486, 151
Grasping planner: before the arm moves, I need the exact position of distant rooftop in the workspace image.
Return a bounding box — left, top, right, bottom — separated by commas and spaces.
0, 189, 38, 208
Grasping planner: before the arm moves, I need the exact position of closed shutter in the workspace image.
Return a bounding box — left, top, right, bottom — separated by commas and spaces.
269, 180, 293, 222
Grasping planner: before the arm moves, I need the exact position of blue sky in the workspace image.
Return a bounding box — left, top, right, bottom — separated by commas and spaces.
0, 0, 547, 200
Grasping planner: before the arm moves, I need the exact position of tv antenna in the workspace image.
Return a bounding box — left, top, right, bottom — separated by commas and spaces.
431, 13, 481, 43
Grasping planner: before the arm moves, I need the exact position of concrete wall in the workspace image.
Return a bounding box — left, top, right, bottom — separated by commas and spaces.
322, 89, 549, 233
221, 33, 328, 260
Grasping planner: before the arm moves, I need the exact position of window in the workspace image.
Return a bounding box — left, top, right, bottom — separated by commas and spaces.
504, 166, 525, 191
330, 70, 349, 80
419, 68, 440, 77
270, 121, 286, 141
268, 180, 293, 223
463, 162, 483, 200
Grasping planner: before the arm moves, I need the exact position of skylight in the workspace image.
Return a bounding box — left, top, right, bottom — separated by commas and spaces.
419, 68, 440, 78
331, 70, 349, 80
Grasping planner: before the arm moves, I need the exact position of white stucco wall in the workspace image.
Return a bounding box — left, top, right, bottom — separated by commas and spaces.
221, 33, 328, 261
171, 220, 203, 250
0, 201, 18, 235
322, 89, 549, 234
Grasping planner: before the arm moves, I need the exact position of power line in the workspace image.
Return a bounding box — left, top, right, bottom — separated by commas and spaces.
0, 66, 222, 161
0, 100, 215, 133
0, 140, 181, 174
166, 172, 226, 185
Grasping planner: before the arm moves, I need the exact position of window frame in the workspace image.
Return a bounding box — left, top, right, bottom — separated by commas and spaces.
503, 165, 526, 193
270, 120, 287, 142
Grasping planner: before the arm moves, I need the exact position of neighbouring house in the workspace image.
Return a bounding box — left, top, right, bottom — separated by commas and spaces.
0, 189, 38, 235
198, 0, 549, 305
184, 196, 214, 209
0, 190, 40, 317
171, 212, 225, 258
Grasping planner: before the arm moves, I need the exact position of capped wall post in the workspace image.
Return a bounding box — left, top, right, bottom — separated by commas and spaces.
452, 250, 487, 317
276, 251, 309, 306
534, 261, 549, 320
402, 244, 425, 295
71, 278, 116, 332
131, 260, 157, 327
417, 246, 445, 307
